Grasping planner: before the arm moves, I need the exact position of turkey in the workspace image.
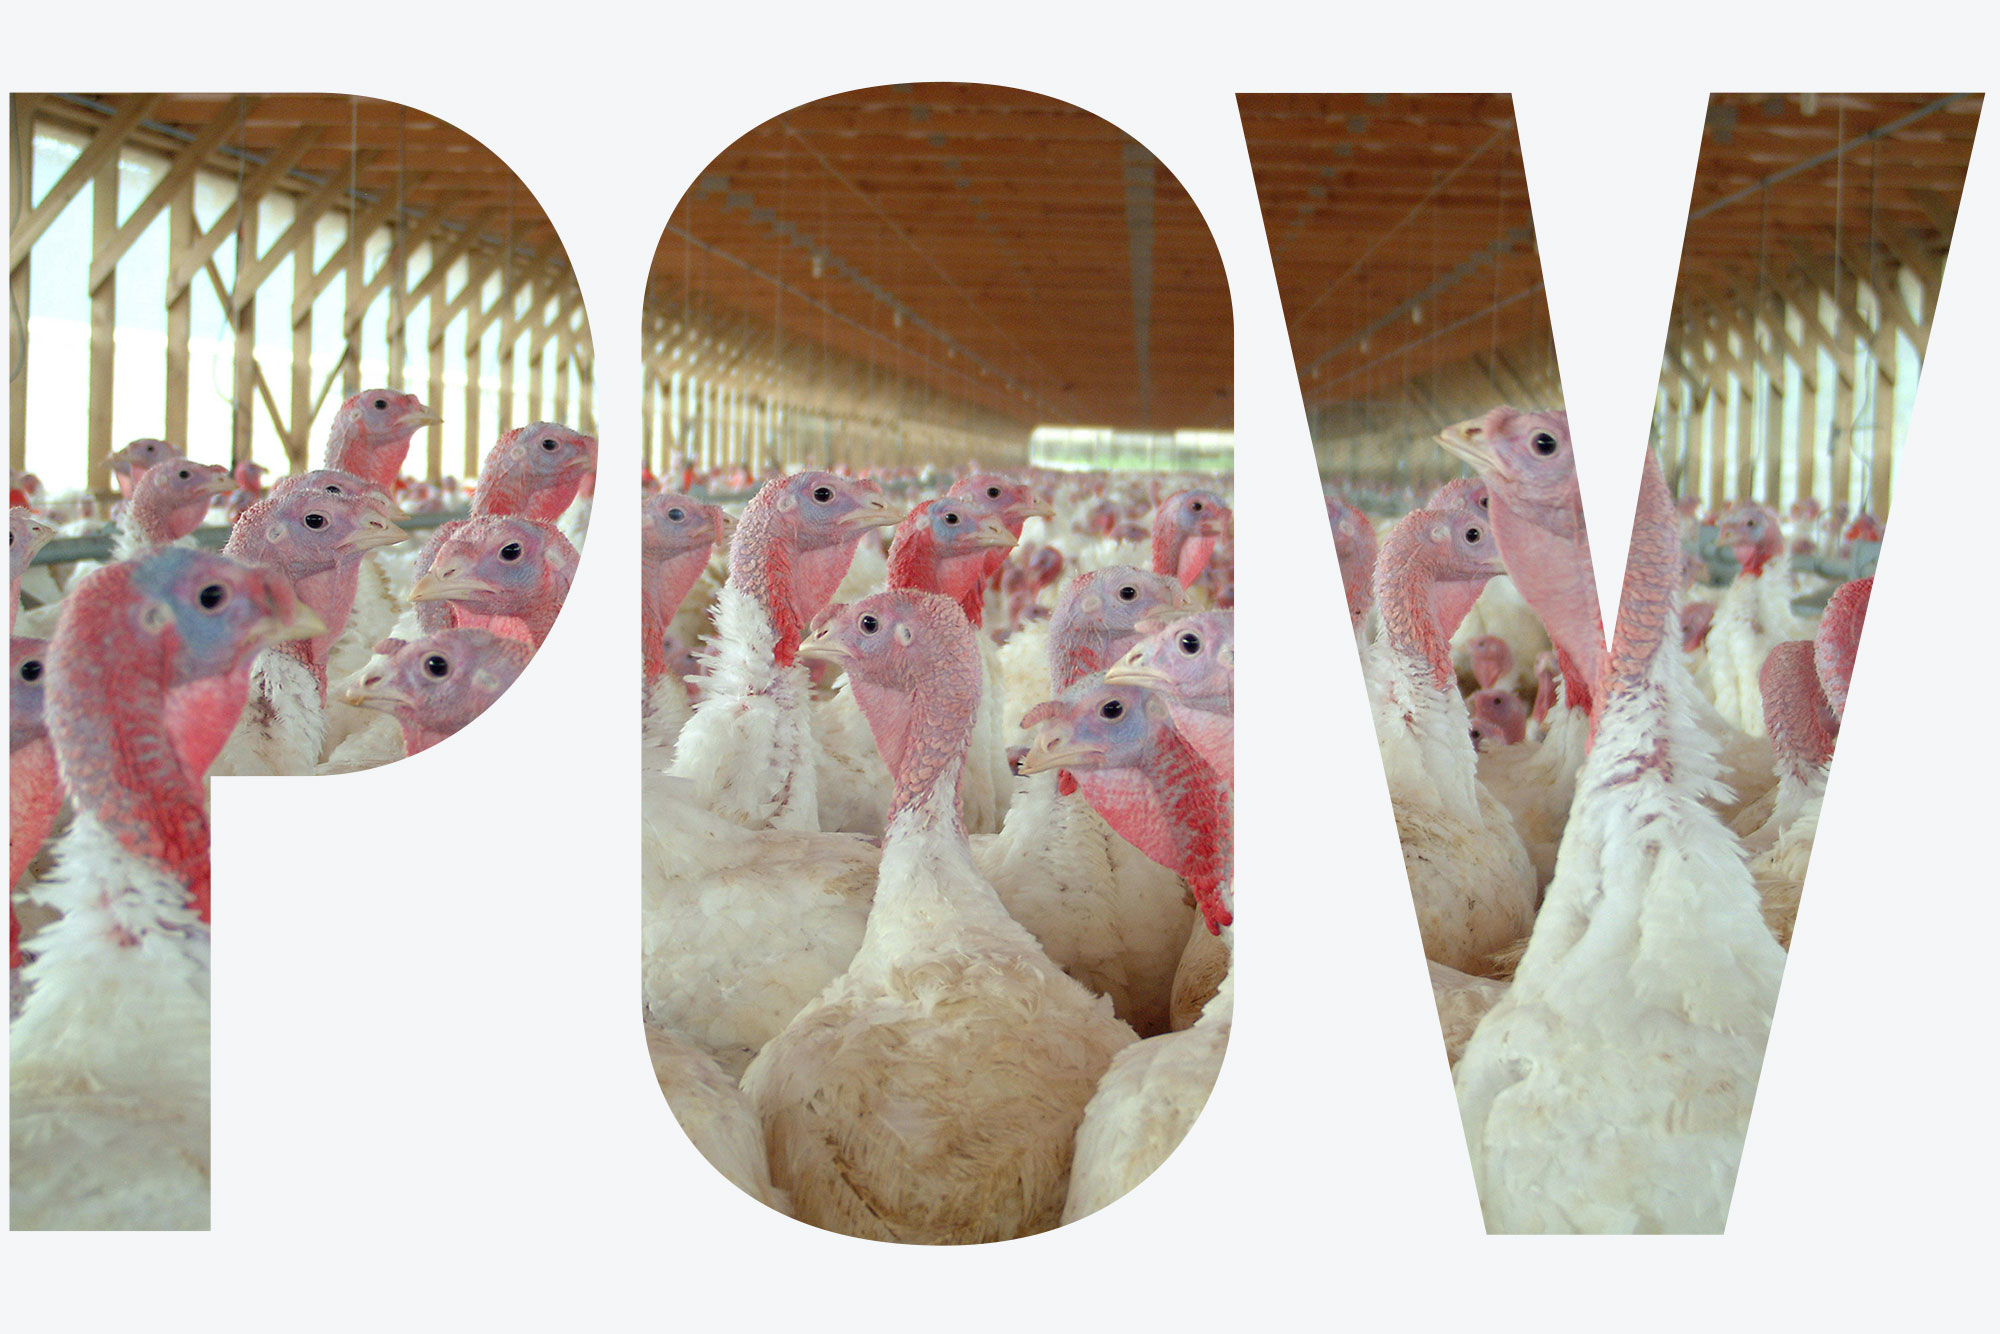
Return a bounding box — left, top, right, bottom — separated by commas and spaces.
741, 589, 1134, 1243
669, 471, 900, 831
1454, 451, 1785, 1233
337, 628, 532, 761
641, 493, 731, 768
1366, 500, 1536, 977
209, 490, 409, 777
11, 548, 319, 1229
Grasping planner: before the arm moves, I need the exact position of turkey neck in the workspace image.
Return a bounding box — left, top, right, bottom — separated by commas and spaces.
1490, 489, 1605, 694
1164, 701, 1233, 787
324, 430, 411, 494
1599, 453, 1680, 733
1761, 641, 1837, 785
46, 569, 213, 918
887, 531, 989, 628
473, 469, 581, 525
728, 503, 811, 667
1076, 725, 1232, 932
643, 546, 713, 679
1815, 577, 1870, 720
1376, 528, 1459, 694
1153, 525, 1214, 589
10, 736, 61, 889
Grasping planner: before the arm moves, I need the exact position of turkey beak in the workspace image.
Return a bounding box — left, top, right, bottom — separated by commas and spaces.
1103, 649, 1172, 692
1019, 727, 1102, 776
972, 517, 1017, 549
343, 675, 413, 712
795, 627, 851, 667
372, 495, 413, 522
199, 474, 235, 499
717, 510, 737, 541
1011, 498, 1055, 523
841, 495, 903, 531
25, 517, 56, 546
341, 517, 409, 552
410, 566, 498, 603
399, 405, 445, 432
1436, 417, 1503, 477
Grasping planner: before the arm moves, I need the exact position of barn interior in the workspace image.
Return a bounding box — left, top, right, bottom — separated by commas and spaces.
640, 83, 1233, 484
9, 92, 592, 509
1239, 91, 1980, 531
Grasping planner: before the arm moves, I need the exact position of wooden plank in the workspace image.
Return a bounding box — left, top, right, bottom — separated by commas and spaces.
1796, 355, 1818, 507
527, 341, 546, 423
164, 183, 193, 446
87, 96, 256, 291
427, 295, 446, 482
9, 96, 34, 467
342, 199, 464, 339
290, 168, 421, 322
386, 215, 409, 391
164, 123, 323, 303
1829, 349, 1855, 514
642, 368, 657, 473
496, 338, 516, 441
1870, 318, 1897, 521
88, 157, 119, 497
10, 93, 159, 270
1761, 334, 1784, 505
1706, 373, 1727, 509
232, 202, 260, 462
553, 326, 573, 425
403, 205, 502, 312
430, 252, 496, 348
230, 150, 380, 310
463, 318, 483, 477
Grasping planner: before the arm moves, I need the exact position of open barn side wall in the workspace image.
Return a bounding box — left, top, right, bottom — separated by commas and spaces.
639, 298, 1030, 477
9, 94, 595, 497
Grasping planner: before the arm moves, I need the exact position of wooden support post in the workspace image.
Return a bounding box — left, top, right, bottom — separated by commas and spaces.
1705, 378, 1727, 510
1871, 322, 1898, 522
231, 198, 260, 464
12, 94, 159, 269
1733, 369, 1755, 505
1759, 323, 1784, 505
1829, 333, 1855, 515
386, 220, 408, 391
497, 334, 516, 442
1795, 343, 1818, 507
10, 97, 35, 469
343, 214, 366, 398
289, 227, 314, 470
427, 287, 446, 484
464, 320, 483, 478
641, 369, 656, 475
87, 156, 119, 499
90, 97, 256, 293
577, 345, 593, 437
553, 322, 573, 425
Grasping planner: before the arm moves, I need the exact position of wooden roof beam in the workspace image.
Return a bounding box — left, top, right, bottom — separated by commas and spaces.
11, 94, 161, 269
86, 95, 256, 291
164, 123, 323, 303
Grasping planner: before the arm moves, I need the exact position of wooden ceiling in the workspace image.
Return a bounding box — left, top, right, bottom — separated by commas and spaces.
1668, 92, 1978, 333
1240, 92, 1979, 419
645, 83, 1233, 432
31, 92, 575, 273
1239, 93, 1550, 414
